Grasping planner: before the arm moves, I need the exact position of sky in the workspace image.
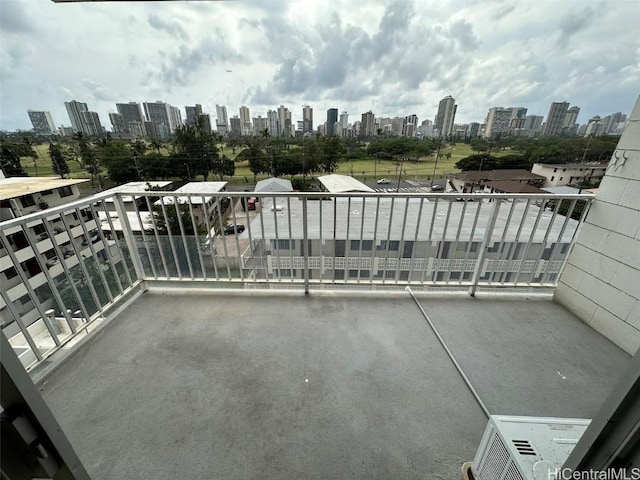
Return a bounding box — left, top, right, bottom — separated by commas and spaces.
1, 0, 639, 132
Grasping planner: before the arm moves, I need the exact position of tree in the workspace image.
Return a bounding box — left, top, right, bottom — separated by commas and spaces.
318, 136, 345, 173
470, 138, 489, 153
0, 141, 28, 177
150, 202, 206, 236
238, 141, 266, 182
96, 141, 138, 184
73, 132, 102, 189
49, 142, 70, 178
211, 154, 235, 181
172, 118, 219, 180
455, 154, 500, 171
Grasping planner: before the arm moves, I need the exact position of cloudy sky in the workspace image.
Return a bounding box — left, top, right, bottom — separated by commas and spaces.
1, 0, 639, 132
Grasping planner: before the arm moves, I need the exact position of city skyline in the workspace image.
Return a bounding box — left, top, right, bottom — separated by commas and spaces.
1, 0, 638, 132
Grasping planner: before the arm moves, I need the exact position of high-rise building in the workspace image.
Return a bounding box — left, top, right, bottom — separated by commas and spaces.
418, 119, 434, 137
326, 108, 338, 136
80, 111, 103, 136
64, 100, 89, 134
339, 112, 348, 137
109, 113, 126, 133
277, 105, 291, 137
523, 115, 544, 137
562, 106, 581, 135
267, 110, 279, 136
302, 105, 313, 134
239, 106, 252, 136
116, 102, 146, 136
215, 105, 229, 135
199, 114, 212, 134
185, 104, 203, 125
360, 111, 375, 138
403, 114, 418, 138
143, 101, 172, 139
542, 102, 570, 136
467, 122, 480, 138
229, 116, 242, 136
435, 95, 457, 138
584, 116, 605, 136
27, 110, 56, 135
484, 107, 512, 138
253, 116, 268, 134
168, 106, 183, 133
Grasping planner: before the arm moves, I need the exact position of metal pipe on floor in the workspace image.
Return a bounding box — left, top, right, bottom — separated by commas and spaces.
405, 286, 491, 419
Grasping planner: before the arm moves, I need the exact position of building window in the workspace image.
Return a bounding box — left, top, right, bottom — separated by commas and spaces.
4, 267, 18, 280
44, 249, 57, 259
41, 189, 53, 195
361, 240, 373, 250
19, 294, 32, 306
350, 240, 360, 250
19, 195, 36, 207
388, 241, 399, 251
348, 270, 359, 278
32, 224, 46, 235
59, 186, 73, 197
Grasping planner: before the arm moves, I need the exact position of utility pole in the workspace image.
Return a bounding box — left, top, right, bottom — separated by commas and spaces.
431, 138, 442, 188
396, 157, 405, 192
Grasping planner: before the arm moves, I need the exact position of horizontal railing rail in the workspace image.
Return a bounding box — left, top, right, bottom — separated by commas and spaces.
0, 189, 594, 370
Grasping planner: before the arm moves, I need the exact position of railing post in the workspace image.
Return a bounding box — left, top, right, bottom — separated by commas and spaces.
469, 198, 503, 297
113, 193, 146, 281
302, 196, 310, 294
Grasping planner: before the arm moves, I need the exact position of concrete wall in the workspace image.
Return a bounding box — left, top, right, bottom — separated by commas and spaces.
555, 96, 640, 354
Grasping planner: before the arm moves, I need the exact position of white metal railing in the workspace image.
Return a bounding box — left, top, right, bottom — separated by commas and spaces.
0, 189, 593, 370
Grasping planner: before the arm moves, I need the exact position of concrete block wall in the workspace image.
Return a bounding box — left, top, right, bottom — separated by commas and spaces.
554, 95, 640, 355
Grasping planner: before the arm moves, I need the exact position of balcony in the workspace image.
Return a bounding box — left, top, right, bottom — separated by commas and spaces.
0, 189, 631, 479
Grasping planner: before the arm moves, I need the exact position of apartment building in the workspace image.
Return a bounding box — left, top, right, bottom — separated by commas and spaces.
0, 177, 116, 365
531, 163, 608, 187
241, 196, 577, 284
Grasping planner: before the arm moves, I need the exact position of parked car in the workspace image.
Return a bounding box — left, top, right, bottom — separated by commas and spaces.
430, 185, 444, 191
377, 178, 391, 184
223, 224, 245, 235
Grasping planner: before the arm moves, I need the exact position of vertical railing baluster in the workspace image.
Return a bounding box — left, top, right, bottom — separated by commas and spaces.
58, 212, 103, 313
174, 195, 194, 279
229, 194, 245, 282
214, 195, 231, 279
88, 202, 124, 295
114, 193, 146, 281
143, 195, 169, 278
41, 217, 92, 327
469, 198, 503, 297
410, 197, 425, 284
199, 195, 219, 280
445, 198, 468, 284
357, 197, 366, 284
499, 198, 532, 286
461, 200, 483, 285
395, 197, 410, 283
513, 198, 546, 285
421, 196, 439, 284
272, 195, 281, 282
186, 195, 206, 279
73, 207, 113, 303
302, 196, 310, 294
369, 196, 380, 284
131, 195, 157, 279
159, 196, 182, 278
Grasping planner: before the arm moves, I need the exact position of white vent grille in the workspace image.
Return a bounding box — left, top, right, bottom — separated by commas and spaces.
478, 433, 524, 480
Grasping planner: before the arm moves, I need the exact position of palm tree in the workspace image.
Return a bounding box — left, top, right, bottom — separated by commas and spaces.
73, 131, 102, 189
22, 137, 39, 176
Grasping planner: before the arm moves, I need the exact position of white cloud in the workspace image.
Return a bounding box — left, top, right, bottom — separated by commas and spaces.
0, 0, 638, 132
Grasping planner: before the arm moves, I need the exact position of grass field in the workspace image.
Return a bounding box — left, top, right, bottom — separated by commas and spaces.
20, 142, 496, 187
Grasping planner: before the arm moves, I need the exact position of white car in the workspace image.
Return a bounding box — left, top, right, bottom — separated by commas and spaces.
377, 178, 391, 184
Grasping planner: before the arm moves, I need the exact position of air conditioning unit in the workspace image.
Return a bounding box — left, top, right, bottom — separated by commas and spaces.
472, 416, 590, 480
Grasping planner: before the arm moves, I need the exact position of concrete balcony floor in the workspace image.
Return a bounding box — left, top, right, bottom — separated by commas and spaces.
39, 290, 630, 480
